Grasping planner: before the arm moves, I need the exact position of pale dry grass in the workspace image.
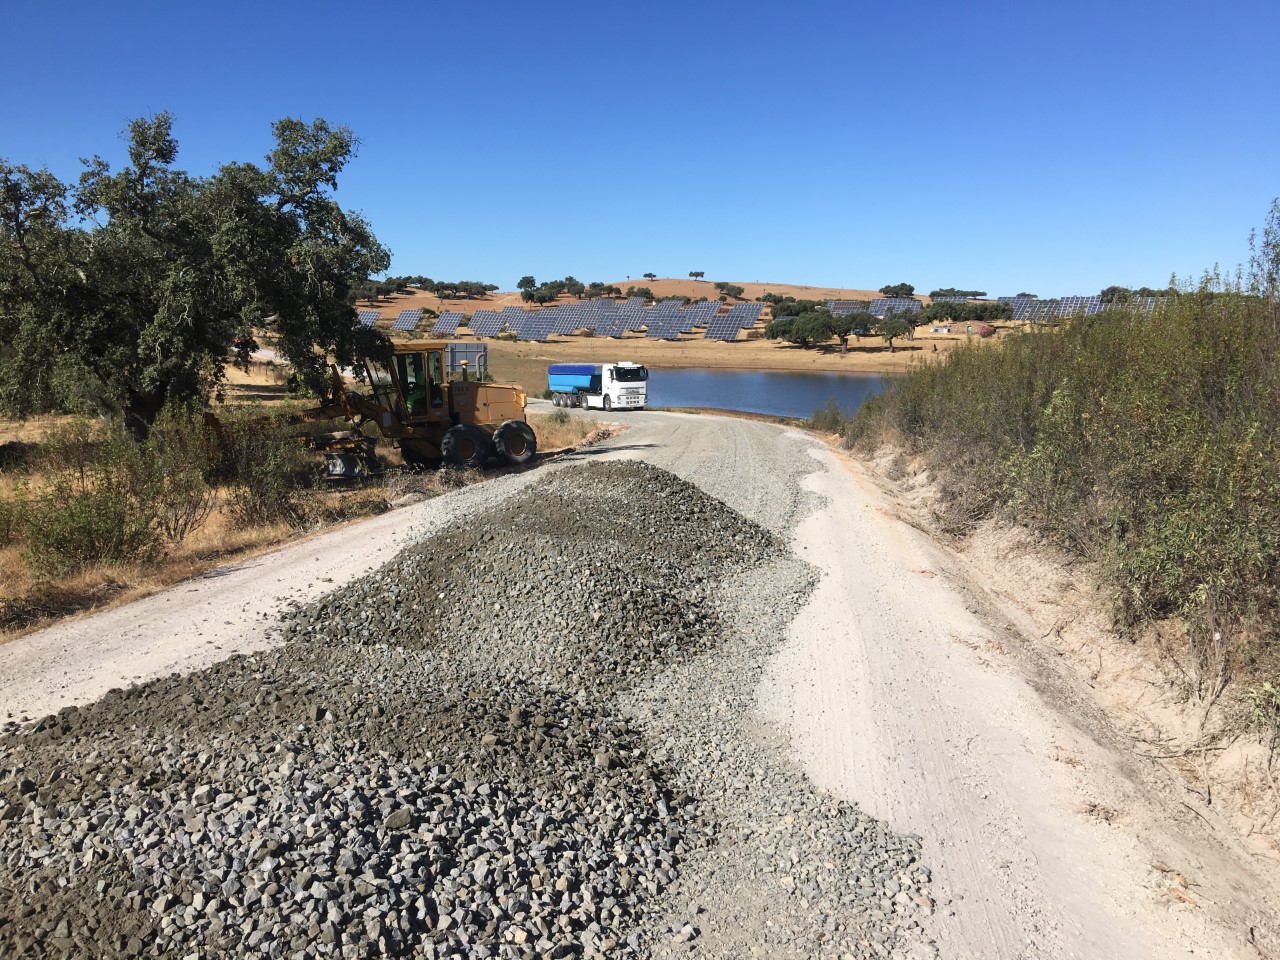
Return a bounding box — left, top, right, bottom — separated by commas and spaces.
528, 412, 607, 452
0, 486, 377, 644
0, 413, 82, 445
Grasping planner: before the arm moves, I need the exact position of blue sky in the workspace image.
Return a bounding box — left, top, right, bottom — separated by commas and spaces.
4, 0, 1277, 296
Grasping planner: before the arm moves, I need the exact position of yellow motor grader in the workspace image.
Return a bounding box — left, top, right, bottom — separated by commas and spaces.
302, 341, 536, 476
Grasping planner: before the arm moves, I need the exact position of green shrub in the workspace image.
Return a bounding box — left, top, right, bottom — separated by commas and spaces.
1245, 682, 1280, 735
213, 406, 313, 527
21, 423, 161, 576
847, 285, 1280, 686
807, 400, 849, 435
143, 405, 219, 543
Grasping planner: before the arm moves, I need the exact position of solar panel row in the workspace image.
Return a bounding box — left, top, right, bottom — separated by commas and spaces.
867, 298, 922, 316
470, 310, 503, 337
725, 303, 763, 327
704, 313, 742, 341
431, 312, 464, 336
827, 300, 870, 316
392, 309, 424, 332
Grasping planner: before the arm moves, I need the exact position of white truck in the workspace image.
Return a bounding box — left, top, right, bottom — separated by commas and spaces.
547, 362, 648, 411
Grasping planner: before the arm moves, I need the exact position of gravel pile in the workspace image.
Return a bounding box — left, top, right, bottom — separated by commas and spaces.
1, 456, 935, 959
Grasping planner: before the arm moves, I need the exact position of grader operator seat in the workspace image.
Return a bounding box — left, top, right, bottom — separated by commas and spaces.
395, 351, 444, 419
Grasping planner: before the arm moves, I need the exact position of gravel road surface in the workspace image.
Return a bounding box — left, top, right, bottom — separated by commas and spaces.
1, 404, 1273, 959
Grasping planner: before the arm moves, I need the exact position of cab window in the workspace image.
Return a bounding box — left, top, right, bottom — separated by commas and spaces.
395, 353, 429, 417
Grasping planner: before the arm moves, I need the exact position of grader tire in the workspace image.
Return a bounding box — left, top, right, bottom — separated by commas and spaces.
442, 424, 490, 468
493, 420, 537, 467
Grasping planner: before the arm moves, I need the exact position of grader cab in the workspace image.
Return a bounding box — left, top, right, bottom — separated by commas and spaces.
304, 341, 537, 475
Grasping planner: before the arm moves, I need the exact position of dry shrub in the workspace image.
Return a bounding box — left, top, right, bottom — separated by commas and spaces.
847, 285, 1280, 695
19, 422, 161, 577
212, 405, 314, 527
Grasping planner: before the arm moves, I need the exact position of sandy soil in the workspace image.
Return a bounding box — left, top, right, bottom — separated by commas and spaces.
759, 442, 1278, 958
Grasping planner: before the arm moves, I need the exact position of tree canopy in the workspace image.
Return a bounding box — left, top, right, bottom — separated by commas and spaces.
878, 283, 915, 298
0, 113, 389, 435
916, 300, 1012, 325
928, 287, 986, 298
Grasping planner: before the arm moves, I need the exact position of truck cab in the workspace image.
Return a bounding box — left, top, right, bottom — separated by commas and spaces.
548, 361, 648, 411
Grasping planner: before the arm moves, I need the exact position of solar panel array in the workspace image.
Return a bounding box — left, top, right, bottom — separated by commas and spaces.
681, 301, 721, 331
827, 300, 870, 316
431, 312, 464, 336
357, 310, 381, 327
725, 303, 763, 327
644, 309, 684, 340
392, 309, 424, 332
1057, 296, 1102, 316
469, 310, 503, 337
620, 302, 647, 332
1023, 300, 1062, 323
500, 307, 528, 336
517, 314, 555, 342
868, 298, 922, 316
704, 312, 742, 341
593, 315, 625, 338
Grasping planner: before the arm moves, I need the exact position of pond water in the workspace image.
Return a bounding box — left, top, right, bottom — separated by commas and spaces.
646, 368, 888, 419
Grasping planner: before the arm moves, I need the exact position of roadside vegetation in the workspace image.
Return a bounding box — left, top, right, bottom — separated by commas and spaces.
0, 405, 599, 639
834, 201, 1280, 730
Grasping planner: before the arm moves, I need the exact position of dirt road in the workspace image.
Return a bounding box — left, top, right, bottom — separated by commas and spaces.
2, 406, 1274, 958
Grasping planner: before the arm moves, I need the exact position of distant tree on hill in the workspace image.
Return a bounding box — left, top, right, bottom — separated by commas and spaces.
1016, 292, 1036, 298
517, 276, 537, 292
830, 311, 875, 354
766, 309, 836, 349
624, 285, 654, 301
917, 300, 1012, 325
643, 272, 657, 281
879, 283, 915, 298
585, 282, 622, 299
764, 296, 826, 317
689, 271, 705, 280
714, 281, 745, 299
876, 312, 913, 352
1100, 285, 1132, 304
562, 276, 586, 298
929, 288, 986, 298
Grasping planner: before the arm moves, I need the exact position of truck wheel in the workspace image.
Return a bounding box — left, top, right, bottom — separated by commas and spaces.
442, 424, 490, 468
576, 392, 588, 408
494, 420, 537, 466
553, 393, 563, 407
603, 396, 612, 411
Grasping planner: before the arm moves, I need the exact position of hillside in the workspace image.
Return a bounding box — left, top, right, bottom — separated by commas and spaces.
356, 278, 910, 320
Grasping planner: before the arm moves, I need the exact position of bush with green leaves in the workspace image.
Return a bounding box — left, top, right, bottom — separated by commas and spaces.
846, 249, 1280, 690
213, 406, 313, 528
19, 424, 161, 576
143, 405, 219, 543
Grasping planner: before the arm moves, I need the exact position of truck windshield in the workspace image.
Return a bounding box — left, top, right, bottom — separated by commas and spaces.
615, 366, 648, 382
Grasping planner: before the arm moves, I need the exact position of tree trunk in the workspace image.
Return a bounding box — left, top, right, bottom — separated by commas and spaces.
122, 389, 167, 441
